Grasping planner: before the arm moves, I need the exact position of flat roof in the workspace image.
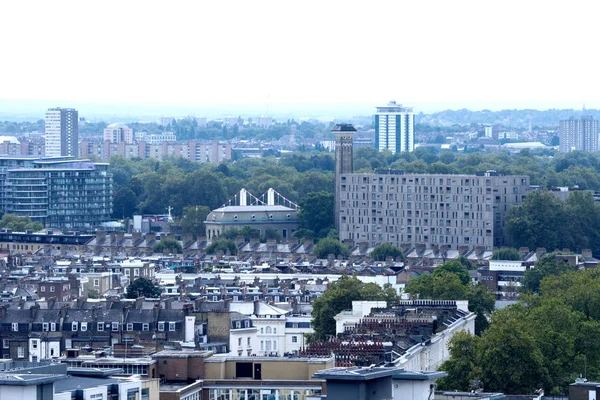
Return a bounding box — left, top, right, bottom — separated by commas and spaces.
0, 373, 67, 386
152, 350, 213, 359
206, 355, 334, 364
313, 367, 446, 381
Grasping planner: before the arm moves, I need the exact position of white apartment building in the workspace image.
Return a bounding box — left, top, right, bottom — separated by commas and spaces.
45, 107, 78, 157
375, 101, 414, 153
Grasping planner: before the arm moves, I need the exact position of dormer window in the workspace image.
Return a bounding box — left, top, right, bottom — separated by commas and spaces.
81, 322, 88, 332
235, 321, 241, 329
72, 322, 78, 331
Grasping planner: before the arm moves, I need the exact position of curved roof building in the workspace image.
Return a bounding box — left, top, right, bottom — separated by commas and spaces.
205, 188, 300, 241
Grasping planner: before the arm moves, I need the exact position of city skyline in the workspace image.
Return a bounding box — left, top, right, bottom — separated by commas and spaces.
1, 0, 599, 115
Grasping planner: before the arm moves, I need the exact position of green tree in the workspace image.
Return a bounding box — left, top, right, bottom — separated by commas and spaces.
467, 283, 496, 335
126, 277, 162, 299
521, 254, 575, 293
206, 238, 238, 255
476, 305, 550, 394
311, 275, 391, 340
0, 214, 43, 232
369, 243, 404, 262
491, 247, 521, 261
112, 186, 138, 219
180, 205, 211, 239
436, 331, 480, 391
298, 191, 334, 239
505, 190, 567, 250
312, 237, 349, 258
153, 238, 183, 254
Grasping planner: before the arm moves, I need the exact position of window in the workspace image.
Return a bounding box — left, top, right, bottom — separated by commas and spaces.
32, 340, 38, 349
63, 285, 69, 291
142, 323, 149, 331
12, 323, 18, 332
125, 269, 130, 276
97, 322, 104, 332
50, 322, 56, 332
235, 321, 241, 329
81, 322, 88, 332
292, 336, 298, 343
3, 339, 8, 349
127, 323, 134, 331
94, 279, 100, 287
40, 286, 46, 292
42, 322, 49, 332
247, 337, 251, 346
265, 327, 271, 334
17, 346, 24, 358
112, 322, 119, 331
169, 322, 176, 331
72, 322, 78, 331
50, 286, 55, 292
134, 268, 140, 277
238, 338, 242, 346
260, 328, 264, 334
158, 322, 165, 331
244, 320, 250, 328
273, 328, 276, 334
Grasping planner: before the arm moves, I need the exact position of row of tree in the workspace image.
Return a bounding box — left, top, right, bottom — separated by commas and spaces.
438, 266, 600, 394
506, 190, 600, 253
109, 148, 600, 246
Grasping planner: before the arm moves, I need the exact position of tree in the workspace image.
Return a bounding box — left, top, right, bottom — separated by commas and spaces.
476, 305, 550, 394
312, 237, 349, 258
311, 275, 392, 340
370, 243, 404, 262
126, 277, 162, 299
521, 254, 575, 293
112, 186, 138, 219
505, 190, 567, 250
206, 239, 238, 255
491, 247, 521, 261
0, 214, 43, 232
467, 283, 496, 335
436, 331, 480, 391
153, 238, 183, 254
298, 191, 334, 238
180, 205, 211, 239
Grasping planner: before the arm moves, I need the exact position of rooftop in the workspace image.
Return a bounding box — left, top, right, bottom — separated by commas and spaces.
313, 366, 446, 381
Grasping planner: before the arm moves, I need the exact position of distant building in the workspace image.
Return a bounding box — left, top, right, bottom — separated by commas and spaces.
484, 125, 493, 138
103, 123, 134, 144
374, 101, 414, 153
135, 131, 176, 144
205, 188, 300, 241
334, 124, 530, 250
0, 157, 113, 229
45, 107, 78, 157
159, 116, 174, 127
559, 115, 599, 153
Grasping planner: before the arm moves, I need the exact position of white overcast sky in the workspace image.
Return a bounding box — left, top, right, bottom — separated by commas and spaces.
0, 0, 598, 113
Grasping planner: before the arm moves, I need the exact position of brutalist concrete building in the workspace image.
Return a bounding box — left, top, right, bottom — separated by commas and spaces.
334, 124, 530, 250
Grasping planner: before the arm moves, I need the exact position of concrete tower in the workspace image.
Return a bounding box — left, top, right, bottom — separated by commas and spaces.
333, 123, 356, 230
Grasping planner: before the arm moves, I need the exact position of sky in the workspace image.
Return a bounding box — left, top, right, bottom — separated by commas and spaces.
0, 0, 598, 117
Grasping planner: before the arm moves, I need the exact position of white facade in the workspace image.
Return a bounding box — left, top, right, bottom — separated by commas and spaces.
394, 309, 475, 371
375, 101, 414, 153
229, 324, 258, 356
28, 337, 60, 361
284, 316, 312, 353
44, 108, 62, 157
334, 301, 388, 335
484, 125, 493, 138
45, 107, 78, 157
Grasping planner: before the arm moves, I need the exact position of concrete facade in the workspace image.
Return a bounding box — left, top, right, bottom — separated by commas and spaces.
333, 125, 530, 250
